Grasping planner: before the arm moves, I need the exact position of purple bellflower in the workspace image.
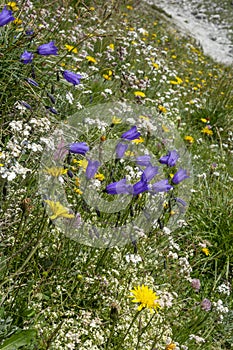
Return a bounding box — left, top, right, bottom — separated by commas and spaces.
115, 142, 128, 158
172, 168, 189, 184
152, 179, 173, 193
159, 150, 179, 167
20, 51, 34, 64
86, 160, 100, 179
106, 178, 133, 195
133, 180, 148, 196
141, 165, 159, 182
37, 41, 58, 56
136, 155, 151, 167
63, 70, 82, 86
121, 126, 140, 140
0, 6, 15, 27
69, 142, 89, 155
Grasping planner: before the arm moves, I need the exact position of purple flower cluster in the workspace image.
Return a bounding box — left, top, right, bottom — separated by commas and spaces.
106, 128, 189, 197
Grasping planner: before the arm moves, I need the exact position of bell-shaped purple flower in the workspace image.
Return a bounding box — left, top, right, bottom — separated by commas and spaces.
121, 126, 140, 140
0, 6, 15, 27
86, 160, 100, 179
106, 179, 133, 195
136, 155, 151, 167
69, 142, 89, 155
133, 180, 148, 195
63, 70, 82, 86
141, 165, 159, 182
20, 51, 34, 64
37, 41, 58, 56
172, 168, 189, 184
115, 142, 128, 158
152, 179, 173, 193
159, 150, 179, 167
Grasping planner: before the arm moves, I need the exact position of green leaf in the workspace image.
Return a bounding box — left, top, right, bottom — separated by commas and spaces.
0, 329, 36, 349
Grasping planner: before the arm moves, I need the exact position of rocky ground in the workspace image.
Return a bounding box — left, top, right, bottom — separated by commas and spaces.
149, 0, 233, 65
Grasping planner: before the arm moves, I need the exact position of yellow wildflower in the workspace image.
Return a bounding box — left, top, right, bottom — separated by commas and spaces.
65, 44, 78, 53
86, 55, 97, 64
112, 116, 122, 125
184, 135, 194, 144
166, 343, 176, 350
132, 137, 144, 144
77, 159, 88, 170
158, 105, 167, 113
134, 91, 146, 98
201, 118, 208, 123
126, 5, 133, 10
0, 164, 4, 167
129, 285, 161, 314
44, 200, 75, 220
153, 63, 159, 69
162, 124, 170, 132
170, 76, 183, 85
13, 18, 22, 25
202, 247, 210, 256
7, 2, 18, 11
89, 6, 95, 11
201, 127, 213, 136
95, 173, 105, 181
103, 70, 112, 80
44, 167, 68, 177
125, 150, 135, 157
109, 43, 114, 50
74, 188, 83, 195
171, 55, 177, 59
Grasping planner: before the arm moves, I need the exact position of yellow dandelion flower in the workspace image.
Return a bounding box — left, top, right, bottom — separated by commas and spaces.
109, 43, 114, 50
202, 247, 210, 256
44, 200, 75, 220
44, 167, 68, 177
134, 91, 146, 98
65, 44, 78, 53
184, 135, 194, 144
171, 55, 177, 59
166, 343, 176, 350
95, 173, 105, 181
129, 285, 161, 313
86, 55, 97, 64
89, 6, 95, 11
132, 136, 144, 144
153, 63, 159, 69
158, 105, 167, 113
201, 127, 213, 136
126, 5, 133, 10
7, 2, 18, 11
112, 116, 122, 124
